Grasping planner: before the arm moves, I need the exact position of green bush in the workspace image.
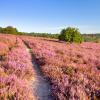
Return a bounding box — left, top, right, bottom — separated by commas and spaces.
59, 27, 83, 43
0, 26, 18, 35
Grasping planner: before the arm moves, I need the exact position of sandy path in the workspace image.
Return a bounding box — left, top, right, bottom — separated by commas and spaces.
25, 46, 54, 100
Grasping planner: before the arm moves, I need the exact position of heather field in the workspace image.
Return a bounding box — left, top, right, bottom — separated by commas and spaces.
0, 34, 100, 100
22, 36, 100, 100
1, 0, 100, 100
0, 34, 35, 100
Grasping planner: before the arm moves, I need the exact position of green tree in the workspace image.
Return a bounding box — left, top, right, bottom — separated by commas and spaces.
0, 27, 3, 33
59, 27, 83, 43
3, 26, 18, 34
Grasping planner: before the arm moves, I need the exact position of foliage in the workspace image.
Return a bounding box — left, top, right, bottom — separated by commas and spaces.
0, 26, 100, 42
0, 26, 59, 37
27, 32, 59, 39
59, 27, 83, 43
0, 26, 18, 35
83, 33, 100, 42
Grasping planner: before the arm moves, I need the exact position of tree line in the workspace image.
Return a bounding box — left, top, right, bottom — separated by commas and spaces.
0, 26, 100, 43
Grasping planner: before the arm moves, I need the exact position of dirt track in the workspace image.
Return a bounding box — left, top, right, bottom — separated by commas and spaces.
25, 45, 53, 100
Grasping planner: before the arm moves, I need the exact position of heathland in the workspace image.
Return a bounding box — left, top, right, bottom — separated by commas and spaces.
0, 27, 100, 100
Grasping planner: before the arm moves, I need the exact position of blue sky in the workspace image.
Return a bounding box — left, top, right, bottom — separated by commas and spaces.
0, 0, 100, 33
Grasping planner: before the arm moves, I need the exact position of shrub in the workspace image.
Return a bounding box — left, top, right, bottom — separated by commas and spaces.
0, 26, 18, 35
59, 27, 83, 43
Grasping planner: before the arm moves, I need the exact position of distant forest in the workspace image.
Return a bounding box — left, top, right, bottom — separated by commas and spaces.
0, 26, 100, 42
82, 34, 100, 42
27, 33, 100, 42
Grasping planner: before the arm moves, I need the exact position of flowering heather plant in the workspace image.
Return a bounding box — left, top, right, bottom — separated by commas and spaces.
0, 35, 35, 99
0, 75, 33, 100
4, 39, 33, 79
0, 34, 17, 48
0, 42, 9, 56
22, 36, 100, 100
